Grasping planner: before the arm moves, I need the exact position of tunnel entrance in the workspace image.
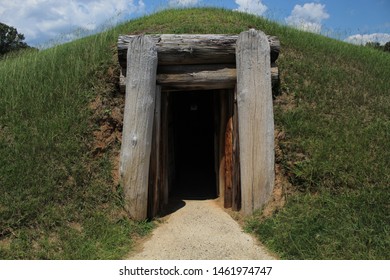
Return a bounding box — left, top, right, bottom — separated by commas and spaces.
171, 91, 217, 199
120, 31, 277, 220
147, 88, 241, 218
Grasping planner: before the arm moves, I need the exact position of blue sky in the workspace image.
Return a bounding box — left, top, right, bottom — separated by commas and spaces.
0, 0, 389, 47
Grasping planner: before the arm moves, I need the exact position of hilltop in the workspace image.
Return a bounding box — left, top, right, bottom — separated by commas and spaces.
0, 8, 389, 259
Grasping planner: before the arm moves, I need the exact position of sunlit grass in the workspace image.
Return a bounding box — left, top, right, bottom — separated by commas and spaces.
0, 27, 154, 259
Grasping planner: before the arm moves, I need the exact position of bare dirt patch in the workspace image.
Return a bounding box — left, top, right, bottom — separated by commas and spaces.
89, 59, 125, 187
0, 237, 12, 251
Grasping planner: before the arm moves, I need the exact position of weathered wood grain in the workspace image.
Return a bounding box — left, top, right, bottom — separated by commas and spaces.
236, 29, 275, 215
224, 115, 233, 208
155, 64, 279, 91
120, 65, 279, 93
120, 35, 158, 220
118, 34, 280, 68
157, 65, 236, 90
119, 30, 278, 218
161, 93, 170, 206
232, 87, 241, 211
148, 86, 161, 218
217, 92, 226, 201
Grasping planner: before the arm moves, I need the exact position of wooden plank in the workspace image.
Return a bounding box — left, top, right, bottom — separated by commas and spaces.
213, 92, 221, 197
271, 64, 280, 93
120, 35, 158, 220
119, 71, 126, 94
118, 34, 280, 68
120, 64, 280, 92
119, 34, 235, 67
157, 64, 235, 74
232, 87, 241, 211
157, 66, 236, 90
148, 86, 161, 218
236, 29, 275, 215
218, 91, 226, 202
224, 112, 233, 208
156, 64, 279, 91
161, 92, 170, 206
167, 94, 175, 195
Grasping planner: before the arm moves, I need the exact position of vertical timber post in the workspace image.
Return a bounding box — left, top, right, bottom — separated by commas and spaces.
120, 36, 158, 220
232, 87, 241, 211
236, 29, 275, 215
161, 92, 170, 206
148, 86, 162, 218
224, 90, 234, 208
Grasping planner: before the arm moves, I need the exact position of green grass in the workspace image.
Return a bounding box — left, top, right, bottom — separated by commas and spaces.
0, 25, 154, 259
247, 186, 389, 259
1, 7, 389, 259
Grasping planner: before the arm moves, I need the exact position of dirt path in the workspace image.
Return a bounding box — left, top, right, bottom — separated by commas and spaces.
128, 199, 276, 260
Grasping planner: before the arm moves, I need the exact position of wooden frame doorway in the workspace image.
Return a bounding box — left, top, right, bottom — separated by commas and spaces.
147, 88, 241, 218
119, 30, 278, 220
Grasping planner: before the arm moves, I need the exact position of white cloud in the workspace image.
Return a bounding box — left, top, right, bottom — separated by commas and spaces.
234, 0, 267, 16
345, 33, 390, 45
169, 0, 199, 7
0, 0, 145, 46
285, 3, 329, 33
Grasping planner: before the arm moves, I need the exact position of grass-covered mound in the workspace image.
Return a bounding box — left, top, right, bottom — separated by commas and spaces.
1, 8, 389, 259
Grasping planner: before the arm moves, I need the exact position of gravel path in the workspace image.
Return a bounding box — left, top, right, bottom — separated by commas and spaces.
128, 199, 276, 260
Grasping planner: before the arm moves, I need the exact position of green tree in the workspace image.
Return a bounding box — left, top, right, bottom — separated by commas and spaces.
365, 41, 383, 51
0, 22, 29, 56
384, 41, 390, 53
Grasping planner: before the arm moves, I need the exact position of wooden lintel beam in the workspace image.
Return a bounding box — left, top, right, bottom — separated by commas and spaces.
155, 64, 279, 91
119, 65, 279, 92
118, 34, 280, 68
157, 66, 236, 90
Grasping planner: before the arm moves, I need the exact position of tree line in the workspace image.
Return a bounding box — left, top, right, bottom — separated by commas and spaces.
365, 41, 390, 53
0, 22, 35, 57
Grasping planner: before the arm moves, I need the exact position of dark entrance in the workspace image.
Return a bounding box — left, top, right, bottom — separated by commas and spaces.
147, 88, 239, 218
171, 91, 217, 199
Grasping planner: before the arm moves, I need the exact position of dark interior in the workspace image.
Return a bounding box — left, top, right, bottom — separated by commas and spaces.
171, 91, 217, 199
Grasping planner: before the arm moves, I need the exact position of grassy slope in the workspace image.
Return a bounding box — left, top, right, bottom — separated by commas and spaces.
0, 24, 153, 259
0, 8, 389, 259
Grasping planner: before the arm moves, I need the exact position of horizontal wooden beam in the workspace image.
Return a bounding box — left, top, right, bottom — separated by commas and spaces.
119, 64, 279, 92
118, 34, 280, 69
157, 63, 236, 74
157, 65, 236, 91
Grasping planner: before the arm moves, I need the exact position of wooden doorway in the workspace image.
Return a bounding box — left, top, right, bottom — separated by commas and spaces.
147, 88, 241, 218
119, 30, 277, 220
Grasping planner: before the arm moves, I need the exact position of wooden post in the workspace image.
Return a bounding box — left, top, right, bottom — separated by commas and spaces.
161, 92, 170, 206
236, 29, 275, 215
148, 86, 162, 218
217, 92, 225, 201
224, 113, 233, 208
232, 87, 241, 211
216, 90, 229, 204
120, 35, 158, 220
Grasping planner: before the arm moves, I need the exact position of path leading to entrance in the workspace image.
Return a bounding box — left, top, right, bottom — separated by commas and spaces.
128, 199, 276, 260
